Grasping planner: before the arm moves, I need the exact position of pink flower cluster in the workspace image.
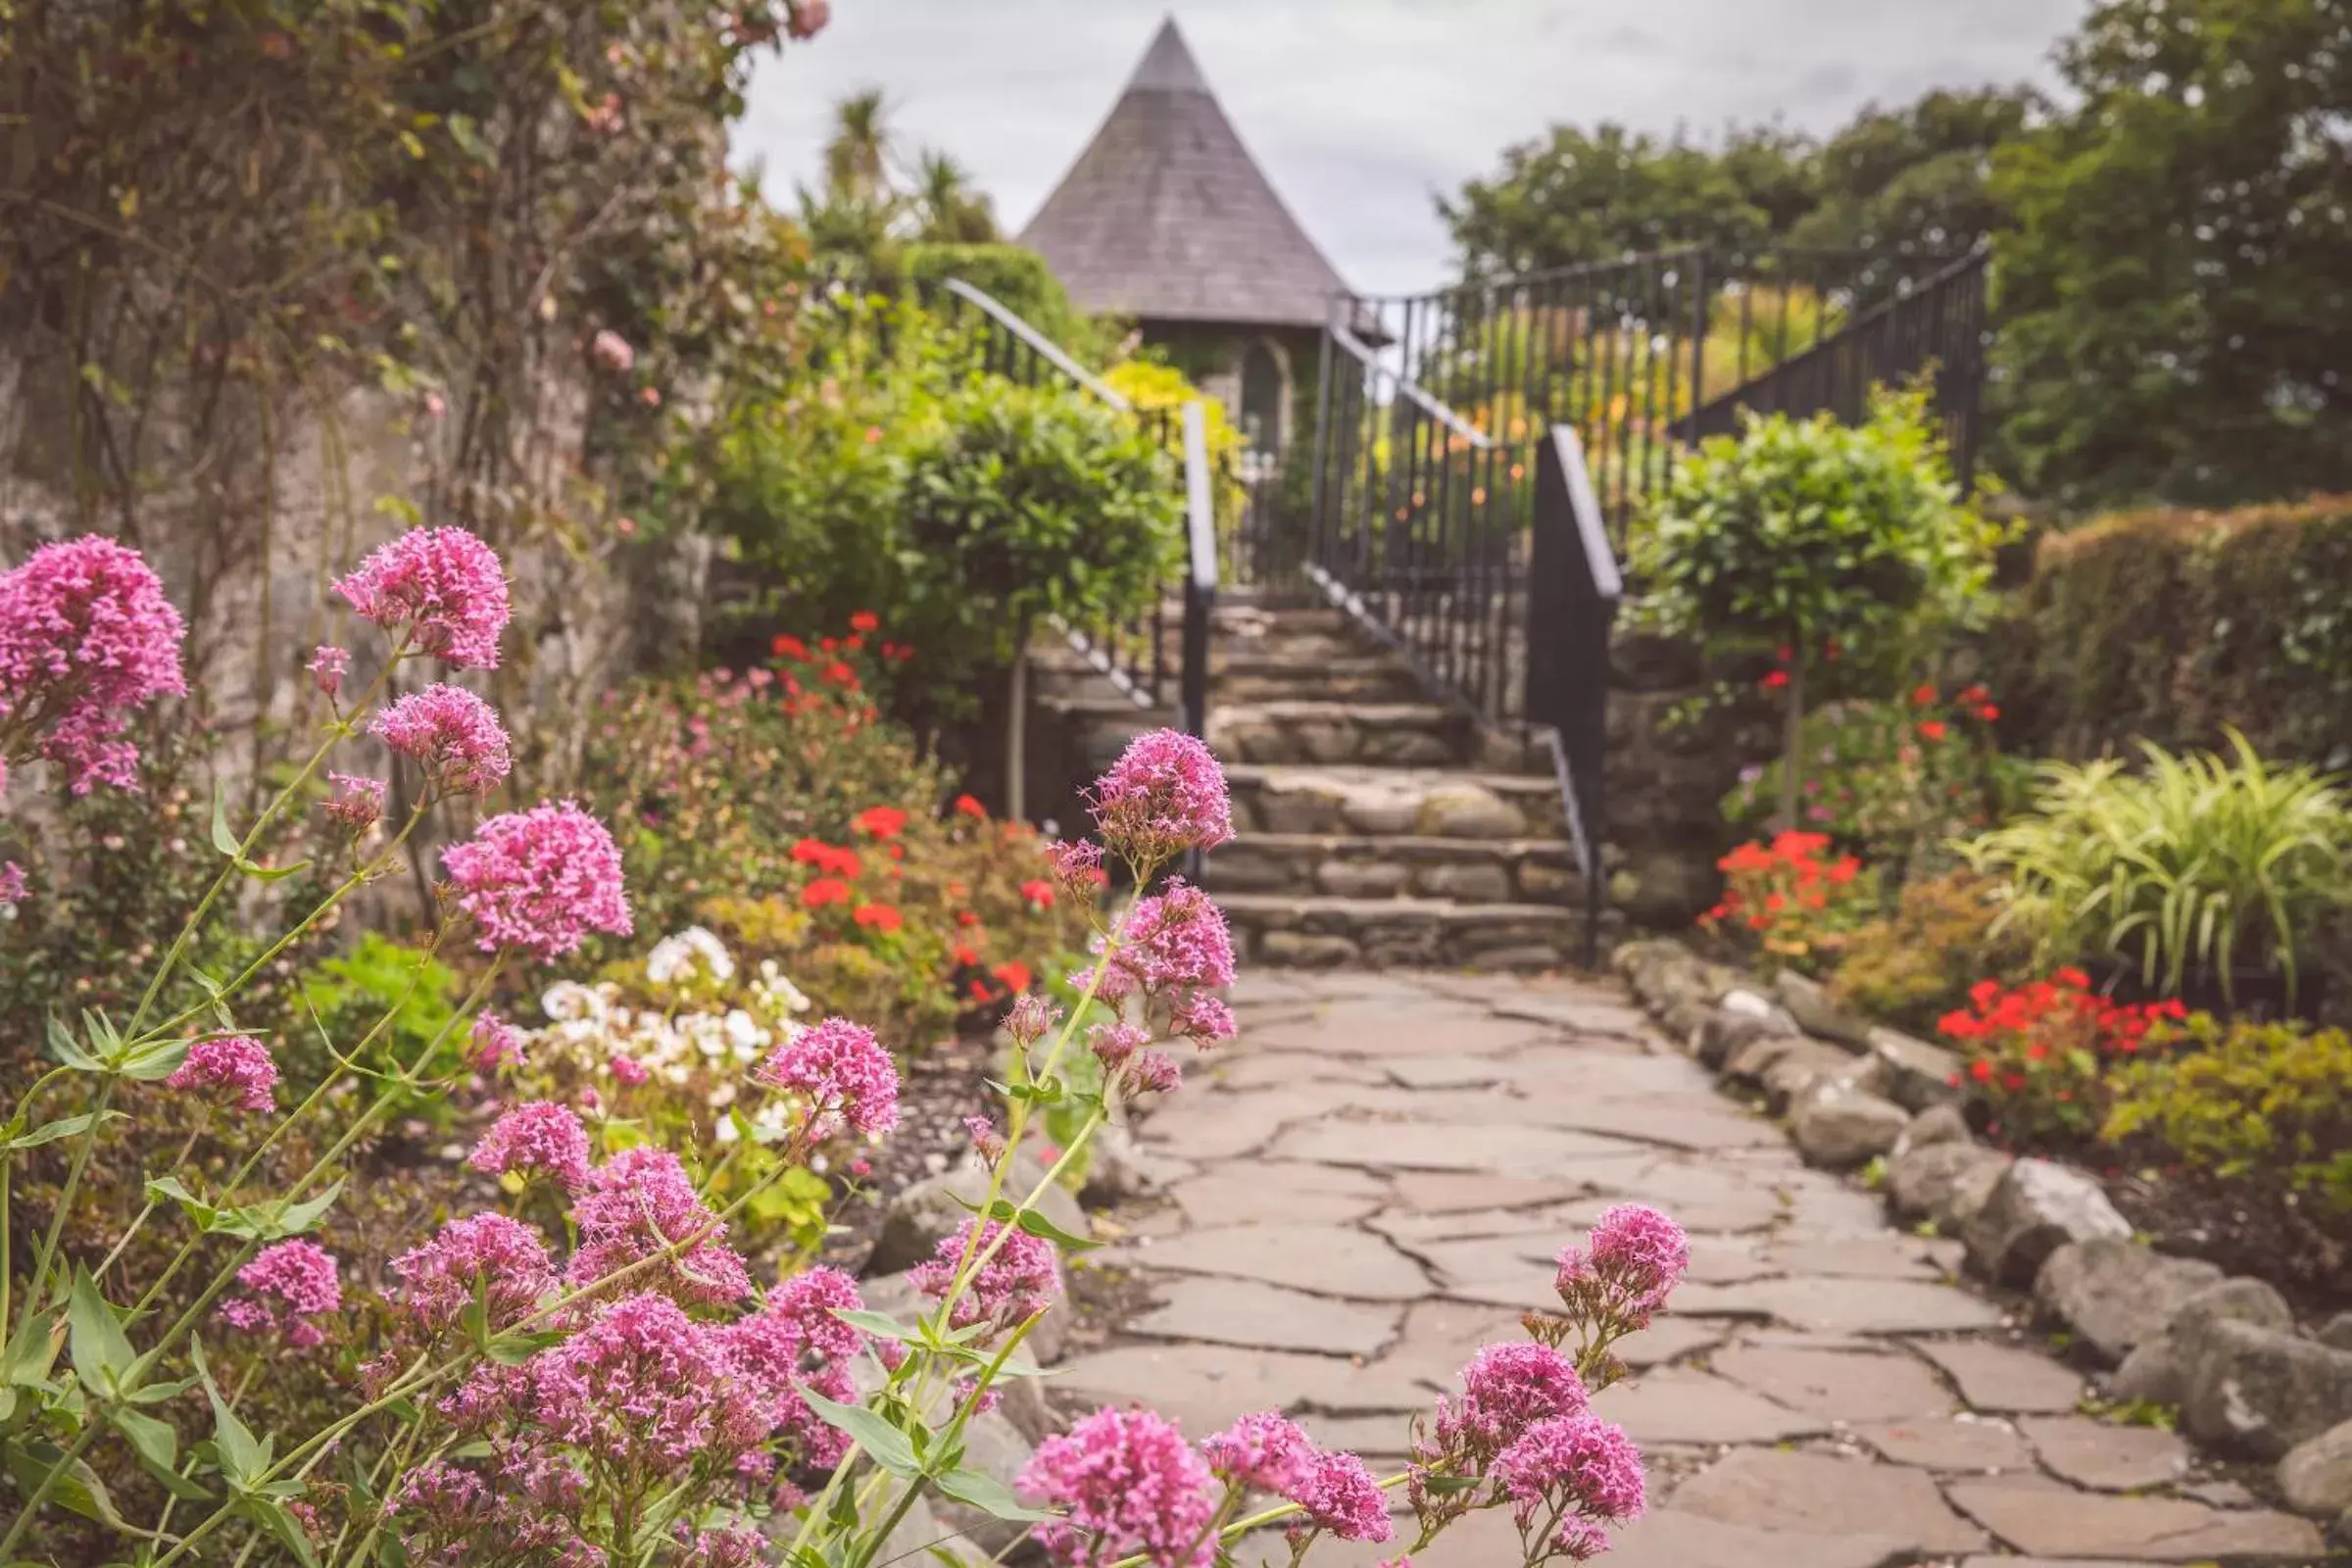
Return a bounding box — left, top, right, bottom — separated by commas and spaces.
322, 771, 386, 833
371, 684, 511, 795
442, 800, 633, 958
1088, 729, 1233, 866
308, 643, 351, 700
218, 1240, 341, 1350
383, 1213, 559, 1341
565, 1146, 752, 1306
1203, 1412, 1391, 1543
752, 1016, 901, 1142
0, 535, 186, 795
1553, 1202, 1690, 1332
1021, 1407, 1217, 1568
165, 1035, 278, 1113
712, 1265, 867, 1470
471, 1012, 524, 1071
469, 1102, 594, 1194
334, 526, 511, 669
909, 1217, 1060, 1336
1492, 1413, 1645, 1560
524, 1293, 771, 1476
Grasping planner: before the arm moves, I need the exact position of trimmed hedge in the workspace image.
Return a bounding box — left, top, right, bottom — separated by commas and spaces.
903, 241, 1093, 349
1993, 496, 2352, 769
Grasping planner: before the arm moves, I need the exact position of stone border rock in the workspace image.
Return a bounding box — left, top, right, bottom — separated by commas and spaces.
1613, 937, 2352, 1538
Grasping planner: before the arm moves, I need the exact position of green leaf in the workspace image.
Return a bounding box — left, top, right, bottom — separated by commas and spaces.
1418, 1473, 1480, 1496
203, 1366, 266, 1489
985, 1200, 1099, 1254
44, 1016, 100, 1073
3, 1111, 117, 1151
211, 785, 243, 858
237, 858, 313, 883
146, 1176, 218, 1229
931, 1465, 1053, 1522
830, 1307, 911, 1342
214, 1177, 345, 1241
107, 1405, 177, 1471
5, 1438, 129, 1527
801, 1389, 921, 1478
67, 1270, 137, 1394
482, 1331, 563, 1366
1, 1307, 62, 1392
116, 1036, 191, 1083
241, 1494, 320, 1568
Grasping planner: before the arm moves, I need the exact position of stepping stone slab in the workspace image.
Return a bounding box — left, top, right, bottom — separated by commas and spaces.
1710, 1344, 1957, 1423
1128, 1278, 1402, 1358
1382, 1171, 1585, 1215
1134, 1085, 1355, 1160
2017, 1413, 2190, 1491
1592, 1367, 1829, 1446
1125, 1222, 1433, 1300
1210, 1050, 1393, 1090
1947, 1475, 2325, 1560
1167, 1162, 1387, 1228
1854, 1414, 2034, 1472
1667, 1448, 1989, 1554
1247, 1011, 1550, 1059
1674, 1276, 2004, 1335
1055, 1343, 1430, 1440
1265, 1117, 1644, 1174
1918, 1340, 2086, 1413
1602, 1508, 1913, 1568
1759, 1235, 1942, 1281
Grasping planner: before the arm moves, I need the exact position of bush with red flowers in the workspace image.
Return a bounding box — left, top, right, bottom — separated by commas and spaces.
1697, 831, 1877, 977
1936, 969, 2188, 1146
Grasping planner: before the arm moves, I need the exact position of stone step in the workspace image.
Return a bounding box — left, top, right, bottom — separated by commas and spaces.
1212, 657, 1424, 707
1214, 892, 1606, 971
1204, 832, 1580, 905
1226, 763, 1567, 841
1208, 701, 1474, 768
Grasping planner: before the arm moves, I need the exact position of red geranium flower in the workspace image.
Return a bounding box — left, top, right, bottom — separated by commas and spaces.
1019, 878, 1055, 908
1977, 704, 2001, 722
821, 661, 858, 688
853, 903, 903, 932
991, 960, 1031, 994
771, 633, 808, 661
854, 806, 907, 839
954, 794, 987, 818
849, 611, 880, 633
1759, 669, 1790, 691
956, 909, 980, 927
952, 944, 981, 966
1911, 683, 1938, 706
1919, 719, 1949, 742
800, 878, 851, 908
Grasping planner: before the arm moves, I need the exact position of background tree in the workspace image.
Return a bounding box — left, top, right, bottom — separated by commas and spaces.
910, 150, 1001, 244
1989, 0, 2352, 508
1789, 87, 2040, 257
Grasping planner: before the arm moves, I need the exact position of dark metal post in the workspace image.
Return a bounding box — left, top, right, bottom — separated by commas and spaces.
1686, 249, 1710, 443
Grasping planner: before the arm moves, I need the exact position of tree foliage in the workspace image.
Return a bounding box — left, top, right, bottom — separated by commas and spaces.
1988, 0, 2352, 508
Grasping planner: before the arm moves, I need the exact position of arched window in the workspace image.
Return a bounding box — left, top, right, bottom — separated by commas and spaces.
1240, 340, 1286, 454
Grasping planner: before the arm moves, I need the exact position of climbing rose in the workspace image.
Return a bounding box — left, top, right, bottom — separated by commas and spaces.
752, 1015, 900, 1141
334, 526, 510, 668
308, 643, 351, 700
1089, 728, 1234, 863
565, 1146, 752, 1306
371, 684, 511, 795
468, 1102, 593, 1193
0, 534, 186, 794
1553, 1203, 1690, 1330
442, 801, 633, 957
166, 1035, 278, 1112
909, 1217, 1060, 1333
590, 329, 636, 373
1492, 1413, 1646, 1548
1019, 1406, 1217, 1568
218, 1240, 342, 1349
321, 771, 386, 833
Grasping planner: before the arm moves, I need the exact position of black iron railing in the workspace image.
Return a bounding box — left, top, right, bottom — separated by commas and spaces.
930, 277, 1216, 739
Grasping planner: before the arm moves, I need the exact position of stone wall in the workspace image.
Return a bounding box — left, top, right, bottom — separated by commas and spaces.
1603, 630, 1756, 927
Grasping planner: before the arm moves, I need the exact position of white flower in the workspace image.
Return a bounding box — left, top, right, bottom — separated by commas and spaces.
722, 1008, 767, 1059
542, 980, 606, 1024
755, 959, 812, 1016
647, 926, 735, 988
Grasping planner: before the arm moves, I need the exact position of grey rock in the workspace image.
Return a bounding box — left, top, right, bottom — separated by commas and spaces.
1963, 1157, 2132, 1287
1417, 861, 1513, 903
1886, 1141, 2009, 1226
2112, 1276, 2298, 1406
1317, 859, 1412, 899
1260, 931, 1360, 967
868, 1152, 1091, 1279
1890, 1102, 1970, 1159
1659, 997, 1714, 1050
1696, 1004, 1796, 1071
2279, 1419, 2352, 1518
1081, 1123, 1199, 1206
1773, 970, 1875, 1050
1866, 1026, 1965, 1112
2182, 1318, 2352, 1459
2322, 1313, 2352, 1354
1788, 1089, 1911, 1169
2034, 1238, 2225, 1364
1416, 782, 1525, 839
1760, 1044, 1885, 1114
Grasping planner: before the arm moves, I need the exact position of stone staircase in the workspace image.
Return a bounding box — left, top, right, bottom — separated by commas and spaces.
1031, 595, 1604, 970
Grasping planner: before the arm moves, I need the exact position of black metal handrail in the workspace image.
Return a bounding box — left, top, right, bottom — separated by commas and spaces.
929, 276, 1215, 742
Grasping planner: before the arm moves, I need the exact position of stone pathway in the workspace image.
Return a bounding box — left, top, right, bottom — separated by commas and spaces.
1061, 968, 2328, 1566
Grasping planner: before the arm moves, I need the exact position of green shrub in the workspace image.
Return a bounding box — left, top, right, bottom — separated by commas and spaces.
905, 240, 1099, 353
1989, 495, 2352, 768
2103, 1014, 2352, 1214
1961, 732, 2352, 1008
1831, 870, 2032, 1033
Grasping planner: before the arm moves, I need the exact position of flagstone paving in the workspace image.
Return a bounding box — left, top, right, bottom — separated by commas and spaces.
1061, 967, 2328, 1566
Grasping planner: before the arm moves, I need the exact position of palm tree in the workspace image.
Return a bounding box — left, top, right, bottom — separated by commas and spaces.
910, 148, 999, 244
822, 88, 893, 206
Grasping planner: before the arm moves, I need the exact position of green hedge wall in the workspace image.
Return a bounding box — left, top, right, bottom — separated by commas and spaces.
1992, 496, 2352, 769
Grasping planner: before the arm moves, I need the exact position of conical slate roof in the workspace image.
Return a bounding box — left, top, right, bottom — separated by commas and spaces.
1020, 18, 1353, 330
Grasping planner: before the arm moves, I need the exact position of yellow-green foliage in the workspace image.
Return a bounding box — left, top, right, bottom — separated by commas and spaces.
2103, 1014, 2352, 1213
1102, 359, 1250, 526
1831, 871, 2031, 1033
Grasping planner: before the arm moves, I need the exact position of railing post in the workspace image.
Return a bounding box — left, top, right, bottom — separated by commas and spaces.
1179, 401, 1217, 744
1686, 249, 1709, 443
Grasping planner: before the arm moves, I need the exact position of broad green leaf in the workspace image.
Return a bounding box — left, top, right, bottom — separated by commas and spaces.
116, 1036, 191, 1083
241, 1494, 320, 1568
106, 1405, 176, 1471
3, 1112, 116, 1152
67, 1270, 137, 1394
44, 1016, 100, 1073
0, 1306, 62, 1392
801, 1390, 920, 1478
146, 1176, 217, 1229
5, 1439, 128, 1527
985, 1200, 1099, 1254
931, 1465, 1053, 1522
212, 786, 243, 858
830, 1307, 911, 1342
214, 1177, 345, 1241
204, 1368, 265, 1488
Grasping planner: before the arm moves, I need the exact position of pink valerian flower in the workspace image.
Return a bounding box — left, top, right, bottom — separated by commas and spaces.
308, 643, 351, 700
322, 771, 386, 833
1553, 1203, 1690, 1332
609, 1055, 649, 1086
1091, 882, 1235, 1027
965, 1114, 1006, 1168
471, 1012, 524, 1071
1088, 1020, 1148, 1069
1203, 1411, 1316, 1495
909, 1217, 1061, 1335
1004, 991, 1062, 1045
218, 1241, 342, 1350
334, 526, 511, 668
384, 1213, 558, 1339
716, 1266, 867, 1468
751, 1015, 900, 1141
674, 1526, 766, 1568
388, 1447, 601, 1567
1432, 1342, 1591, 1463
0, 861, 24, 906
1088, 728, 1234, 864
370, 684, 512, 795
565, 1146, 752, 1306
469, 1102, 594, 1193
1019, 1406, 1217, 1568
165, 1035, 278, 1112
1044, 837, 1106, 900
0, 535, 186, 794
1126, 1051, 1183, 1096
784, 0, 830, 40
1169, 992, 1237, 1048
1296, 1448, 1394, 1544
525, 1294, 771, 1479
1492, 1414, 1645, 1557
442, 800, 634, 958
590, 329, 636, 373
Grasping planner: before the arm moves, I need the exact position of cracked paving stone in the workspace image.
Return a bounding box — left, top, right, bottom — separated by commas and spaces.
1054, 1343, 1431, 1439
1852, 1414, 2034, 1472
1165, 1161, 1388, 1227
1117, 1221, 1434, 1300
1708, 1343, 1956, 1423
1946, 1475, 2325, 1560
1128, 1277, 1402, 1357
1917, 1339, 2087, 1414
1666, 1447, 1989, 1554
2016, 1413, 2192, 1491
1674, 1275, 2005, 1335
1265, 1117, 1648, 1173
1381, 1171, 1586, 1214
1592, 1367, 1828, 1446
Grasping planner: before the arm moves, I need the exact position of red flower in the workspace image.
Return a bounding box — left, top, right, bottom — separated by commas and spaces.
991, 960, 1032, 994
1774, 644, 1793, 662
1958, 684, 1989, 704
952, 944, 980, 966
853, 903, 903, 932
1911, 683, 1939, 706
855, 806, 907, 839
2051, 966, 2092, 991
956, 909, 980, 927
968, 980, 995, 1004
1918, 719, 1949, 742
1019, 878, 1055, 907
1976, 704, 2001, 722
771, 633, 808, 661
791, 838, 861, 878
821, 661, 858, 688
954, 794, 987, 818
800, 878, 851, 908
849, 611, 880, 633
1759, 669, 1790, 691
1969, 1058, 1995, 1083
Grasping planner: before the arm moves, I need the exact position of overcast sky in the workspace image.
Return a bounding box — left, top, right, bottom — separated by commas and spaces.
733, 0, 2093, 299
